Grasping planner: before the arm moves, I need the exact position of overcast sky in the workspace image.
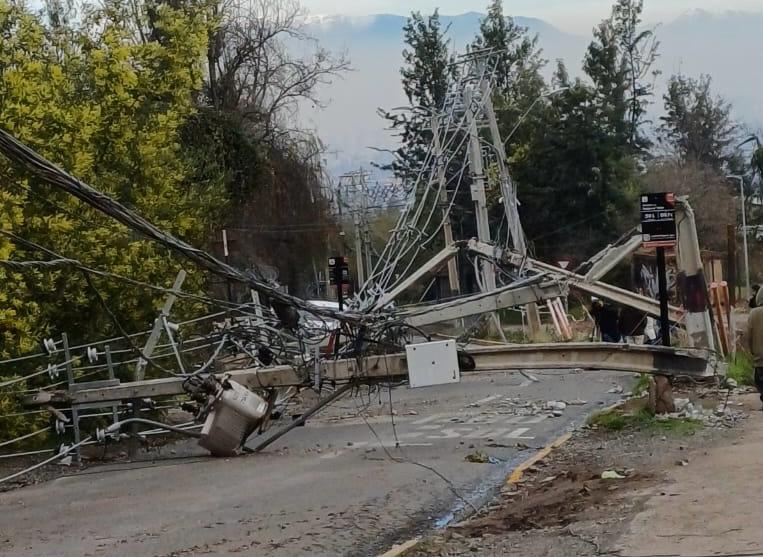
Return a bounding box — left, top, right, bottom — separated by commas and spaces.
301, 0, 763, 33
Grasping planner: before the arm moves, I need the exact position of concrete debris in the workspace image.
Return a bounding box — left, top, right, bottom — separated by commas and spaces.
656, 399, 744, 428
520, 371, 540, 383
545, 401, 567, 412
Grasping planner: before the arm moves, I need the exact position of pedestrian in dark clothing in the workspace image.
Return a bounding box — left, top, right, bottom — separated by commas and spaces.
750, 284, 761, 309
591, 299, 621, 343
748, 288, 763, 407
619, 306, 646, 344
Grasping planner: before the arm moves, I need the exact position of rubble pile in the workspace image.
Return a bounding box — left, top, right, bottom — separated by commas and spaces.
662, 397, 745, 428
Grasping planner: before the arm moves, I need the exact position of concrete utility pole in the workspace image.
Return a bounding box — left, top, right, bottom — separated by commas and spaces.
432, 114, 460, 295
352, 198, 365, 286
464, 87, 495, 291
480, 75, 526, 255
340, 170, 374, 289
727, 175, 751, 295
464, 86, 507, 342
478, 72, 542, 337
360, 175, 373, 289
675, 198, 716, 351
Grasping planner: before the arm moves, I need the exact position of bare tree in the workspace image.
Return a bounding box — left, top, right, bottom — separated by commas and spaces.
206, 0, 350, 144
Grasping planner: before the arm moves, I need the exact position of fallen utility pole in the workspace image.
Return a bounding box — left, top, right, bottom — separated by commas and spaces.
528, 258, 684, 323
465, 239, 683, 323
583, 235, 643, 282
399, 279, 564, 327
27, 343, 719, 407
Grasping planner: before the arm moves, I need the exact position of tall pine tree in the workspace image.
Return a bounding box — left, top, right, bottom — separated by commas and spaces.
585, 0, 658, 153
378, 10, 455, 181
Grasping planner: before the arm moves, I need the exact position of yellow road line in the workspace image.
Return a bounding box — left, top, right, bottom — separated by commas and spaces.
506, 432, 572, 485
378, 537, 421, 557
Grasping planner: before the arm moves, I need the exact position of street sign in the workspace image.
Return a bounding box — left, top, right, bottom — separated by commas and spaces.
640, 192, 677, 248
328, 256, 350, 286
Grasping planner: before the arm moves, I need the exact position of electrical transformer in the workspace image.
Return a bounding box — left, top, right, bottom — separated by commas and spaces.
198, 380, 269, 456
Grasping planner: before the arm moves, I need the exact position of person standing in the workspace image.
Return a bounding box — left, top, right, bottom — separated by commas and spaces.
748, 288, 763, 406
590, 298, 621, 343
750, 284, 761, 309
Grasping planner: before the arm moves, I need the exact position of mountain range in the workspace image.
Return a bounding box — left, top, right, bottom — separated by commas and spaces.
299, 10, 763, 176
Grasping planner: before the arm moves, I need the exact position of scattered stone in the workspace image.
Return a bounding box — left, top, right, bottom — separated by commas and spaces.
724, 377, 738, 389
601, 470, 625, 480
405, 410, 419, 416
520, 371, 540, 382
565, 399, 588, 406
676, 459, 689, 466
607, 385, 624, 394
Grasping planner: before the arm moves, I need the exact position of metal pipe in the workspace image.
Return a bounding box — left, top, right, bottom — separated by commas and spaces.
248, 382, 355, 453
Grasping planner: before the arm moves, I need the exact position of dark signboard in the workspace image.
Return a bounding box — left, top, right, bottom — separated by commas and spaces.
640, 192, 677, 248
328, 256, 350, 286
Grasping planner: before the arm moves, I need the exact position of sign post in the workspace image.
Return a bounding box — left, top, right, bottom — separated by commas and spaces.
640, 192, 677, 348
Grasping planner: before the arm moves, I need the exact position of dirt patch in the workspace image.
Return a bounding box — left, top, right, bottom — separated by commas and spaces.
453, 468, 654, 535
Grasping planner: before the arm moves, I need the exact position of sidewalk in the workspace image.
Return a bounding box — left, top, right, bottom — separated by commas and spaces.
616, 393, 763, 557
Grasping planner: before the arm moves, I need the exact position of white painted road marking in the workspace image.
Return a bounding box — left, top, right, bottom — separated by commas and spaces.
474, 394, 503, 405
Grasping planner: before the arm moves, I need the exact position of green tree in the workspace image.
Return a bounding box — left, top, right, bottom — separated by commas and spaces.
584, 0, 658, 152
611, 0, 660, 150
379, 10, 455, 181
472, 0, 544, 95
510, 68, 638, 260
659, 74, 738, 169
0, 0, 218, 355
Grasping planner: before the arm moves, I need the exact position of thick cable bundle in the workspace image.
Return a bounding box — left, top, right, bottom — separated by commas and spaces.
0, 128, 356, 324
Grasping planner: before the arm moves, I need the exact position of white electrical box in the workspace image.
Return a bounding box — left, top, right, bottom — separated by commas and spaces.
405, 340, 460, 388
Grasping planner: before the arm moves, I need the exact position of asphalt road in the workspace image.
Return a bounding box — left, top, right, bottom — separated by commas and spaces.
0, 369, 632, 557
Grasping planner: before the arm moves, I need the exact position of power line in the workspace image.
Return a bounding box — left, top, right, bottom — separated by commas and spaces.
0, 128, 354, 324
